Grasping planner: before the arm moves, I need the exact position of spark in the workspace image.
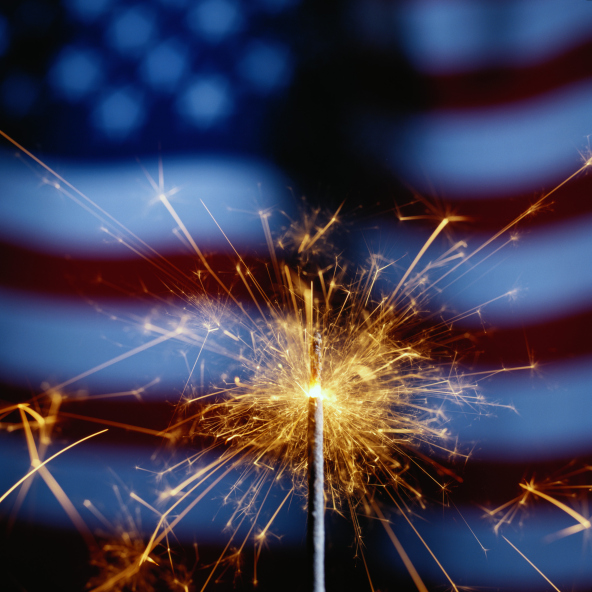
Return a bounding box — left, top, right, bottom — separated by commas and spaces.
485, 466, 592, 540
520, 480, 591, 529
502, 536, 561, 592
0, 428, 108, 504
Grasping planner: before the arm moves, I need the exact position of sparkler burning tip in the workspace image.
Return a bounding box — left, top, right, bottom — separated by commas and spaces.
307, 331, 325, 592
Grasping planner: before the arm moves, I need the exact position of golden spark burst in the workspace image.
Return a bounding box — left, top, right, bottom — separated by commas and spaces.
145, 195, 516, 592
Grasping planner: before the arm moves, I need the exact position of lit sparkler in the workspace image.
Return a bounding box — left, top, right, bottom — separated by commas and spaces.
138, 194, 503, 591
1, 130, 591, 591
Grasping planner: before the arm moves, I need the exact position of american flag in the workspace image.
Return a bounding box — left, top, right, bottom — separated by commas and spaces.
1, 1, 592, 590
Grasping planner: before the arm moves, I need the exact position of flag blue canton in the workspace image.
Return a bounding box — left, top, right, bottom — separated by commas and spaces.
0, 0, 297, 154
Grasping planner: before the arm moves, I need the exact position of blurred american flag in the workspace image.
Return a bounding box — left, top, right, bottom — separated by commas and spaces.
1, 1, 592, 590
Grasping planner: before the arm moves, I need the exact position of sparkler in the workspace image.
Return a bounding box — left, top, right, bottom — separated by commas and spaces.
1, 130, 592, 591
146, 200, 489, 591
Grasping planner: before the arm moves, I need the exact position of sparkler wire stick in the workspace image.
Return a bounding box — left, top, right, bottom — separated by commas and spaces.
307, 332, 325, 592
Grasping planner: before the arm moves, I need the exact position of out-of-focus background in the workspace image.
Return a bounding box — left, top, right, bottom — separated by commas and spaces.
1, 1, 592, 591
